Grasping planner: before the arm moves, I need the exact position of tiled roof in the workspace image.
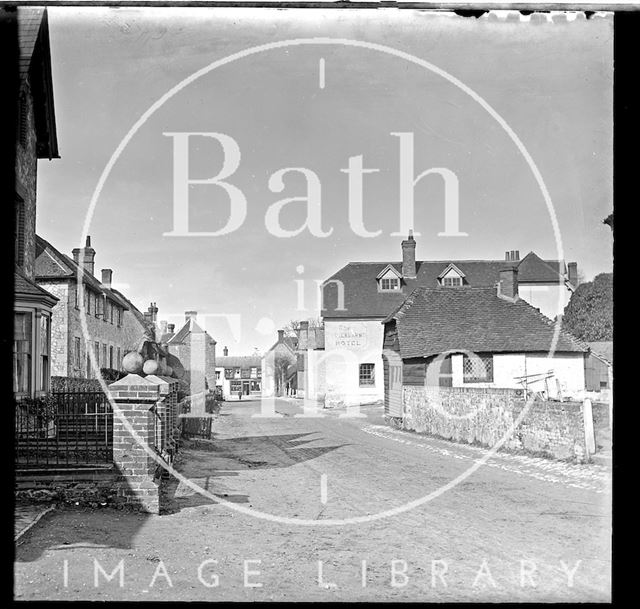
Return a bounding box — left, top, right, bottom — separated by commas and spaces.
216, 355, 262, 369
322, 251, 568, 319
167, 318, 216, 346
384, 287, 588, 360
18, 7, 44, 82
15, 270, 58, 304
35, 235, 129, 309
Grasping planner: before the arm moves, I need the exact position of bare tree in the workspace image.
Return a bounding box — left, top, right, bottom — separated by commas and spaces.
282, 317, 323, 336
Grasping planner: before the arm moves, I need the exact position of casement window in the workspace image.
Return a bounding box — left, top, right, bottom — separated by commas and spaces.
241, 368, 250, 379
463, 354, 494, 383
380, 277, 400, 291
117, 307, 122, 327
230, 380, 242, 393
250, 380, 261, 392
84, 289, 90, 314
13, 312, 32, 394
224, 368, 233, 380
109, 346, 114, 369
442, 276, 463, 287
359, 363, 375, 386
74, 337, 82, 371
102, 343, 107, 369
257, 367, 262, 379
215, 370, 221, 380
116, 347, 121, 371
250, 367, 257, 378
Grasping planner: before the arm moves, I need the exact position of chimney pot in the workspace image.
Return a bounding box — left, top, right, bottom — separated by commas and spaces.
278, 329, 284, 341
72, 236, 96, 276
499, 267, 519, 300
514, 250, 520, 261
505, 251, 510, 261
401, 231, 417, 279
223, 346, 229, 356
168, 323, 175, 333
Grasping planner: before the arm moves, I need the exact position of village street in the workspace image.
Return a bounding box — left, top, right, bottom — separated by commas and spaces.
15, 398, 611, 602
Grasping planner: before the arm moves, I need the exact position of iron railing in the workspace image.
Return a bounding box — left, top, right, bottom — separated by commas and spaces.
15, 392, 113, 468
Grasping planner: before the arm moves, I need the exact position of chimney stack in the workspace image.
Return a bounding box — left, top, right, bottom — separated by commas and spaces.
148, 302, 158, 323
401, 230, 417, 279
185, 310, 197, 322
72, 236, 96, 276
223, 346, 229, 357
498, 267, 519, 300
567, 262, 579, 288
277, 329, 284, 342
101, 268, 113, 289
168, 323, 175, 334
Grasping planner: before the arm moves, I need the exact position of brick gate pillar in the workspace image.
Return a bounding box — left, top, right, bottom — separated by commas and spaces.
109, 374, 162, 513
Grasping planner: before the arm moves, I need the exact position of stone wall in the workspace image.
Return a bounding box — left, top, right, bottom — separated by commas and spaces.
15, 78, 37, 279
402, 386, 587, 462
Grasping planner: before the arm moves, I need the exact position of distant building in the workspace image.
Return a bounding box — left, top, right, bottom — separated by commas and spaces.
381, 268, 589, 417
215, 348, 262, 399
261, 330, 297, 397
293, 321, 325, 401
35, 235, 153, 379
162, 311, 217, 392
13, 7, 60, 397
585, 341, 613, 400
320, 233, 579, 407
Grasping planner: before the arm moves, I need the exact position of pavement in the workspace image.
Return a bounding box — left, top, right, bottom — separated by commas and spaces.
14, 398, 611, 601
15, 503, 55, 543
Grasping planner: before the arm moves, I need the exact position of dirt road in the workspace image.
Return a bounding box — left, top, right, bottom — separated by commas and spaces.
15, 398, 611, 601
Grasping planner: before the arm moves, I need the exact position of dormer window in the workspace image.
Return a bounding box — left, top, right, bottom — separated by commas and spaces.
438, 263, 465, 288
376, 265, 403, 292
442, 276, 462, 287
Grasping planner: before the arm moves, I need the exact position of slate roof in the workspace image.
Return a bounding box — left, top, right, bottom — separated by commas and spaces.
35, 235, 130, 309
216, 355, 262, 369
18, 7, 58, 159
15, 270, 58, 305
167, 318, 216, 346
322, 251, 569, 319
383, 286, 588, 360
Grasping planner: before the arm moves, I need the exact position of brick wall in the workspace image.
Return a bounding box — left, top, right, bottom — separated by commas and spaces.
402, 386, 587, 462
167, 341, 216, 392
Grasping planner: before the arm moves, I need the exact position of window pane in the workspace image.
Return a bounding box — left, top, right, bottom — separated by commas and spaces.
359, 363, 375, 386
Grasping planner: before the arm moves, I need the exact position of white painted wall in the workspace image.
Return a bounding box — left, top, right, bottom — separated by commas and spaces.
449, 352, 586, 399
322, 319, 385, 406
518, 283, 572, 320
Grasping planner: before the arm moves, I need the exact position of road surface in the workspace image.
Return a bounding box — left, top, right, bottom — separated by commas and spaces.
14, 398, 611, 601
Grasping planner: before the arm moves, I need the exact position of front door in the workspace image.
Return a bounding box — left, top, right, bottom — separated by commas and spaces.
242, 381, 250, 395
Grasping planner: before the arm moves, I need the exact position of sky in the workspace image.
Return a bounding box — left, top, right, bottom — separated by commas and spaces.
36, 8, 613, 355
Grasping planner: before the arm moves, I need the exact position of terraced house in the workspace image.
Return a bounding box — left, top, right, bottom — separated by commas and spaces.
13, 7, 59, 398
35, 235, 153, 379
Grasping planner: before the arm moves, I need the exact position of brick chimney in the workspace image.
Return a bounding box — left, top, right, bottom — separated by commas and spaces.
278, 329, 284, 342
185, 310, 197, 322
567, 262, 579, 288
148, 302, 158, 323
401, 230, 416, 279
498, 267, 519, 300
101, 268, 112, 289
168, 323, 175, 334
72, 236, 96, 276
223, 346, 228, 356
